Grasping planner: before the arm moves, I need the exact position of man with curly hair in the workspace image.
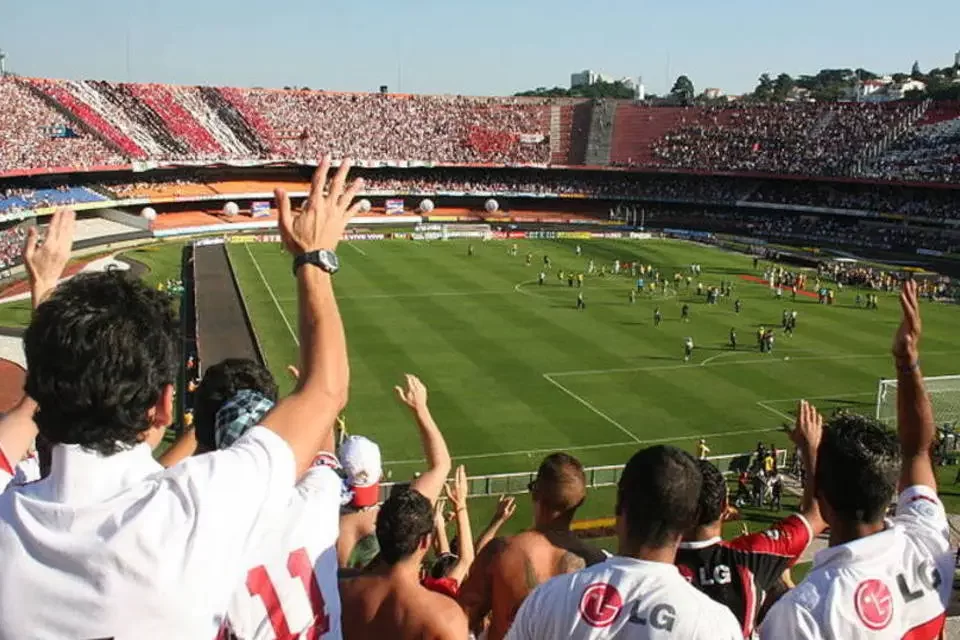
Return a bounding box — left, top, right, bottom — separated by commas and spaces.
761, 281, 952, 639
0, 158, 365, 639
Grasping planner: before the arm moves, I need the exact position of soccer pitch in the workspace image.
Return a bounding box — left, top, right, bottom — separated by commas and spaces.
228, 238, 960, 480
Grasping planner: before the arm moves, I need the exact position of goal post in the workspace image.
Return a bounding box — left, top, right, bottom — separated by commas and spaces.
876, 375, 960, 428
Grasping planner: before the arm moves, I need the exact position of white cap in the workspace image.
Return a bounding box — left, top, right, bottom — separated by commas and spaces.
339, 435, 383, 507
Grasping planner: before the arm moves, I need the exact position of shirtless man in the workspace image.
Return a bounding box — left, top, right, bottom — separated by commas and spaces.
458, 453, 606, 639
339, 375, 462, 639
339, 488, 466, 639
337, 374, 450, 569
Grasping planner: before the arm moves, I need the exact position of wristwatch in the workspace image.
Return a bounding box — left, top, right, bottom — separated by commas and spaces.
293, 249, 340, 275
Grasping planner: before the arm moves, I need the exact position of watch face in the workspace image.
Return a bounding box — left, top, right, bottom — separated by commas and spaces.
319, 250, 340, 272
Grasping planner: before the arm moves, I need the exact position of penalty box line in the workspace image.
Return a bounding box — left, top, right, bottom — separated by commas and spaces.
544, 350, 960, 379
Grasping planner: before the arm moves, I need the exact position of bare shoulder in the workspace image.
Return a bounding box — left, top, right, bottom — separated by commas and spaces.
425, 596, 469, 639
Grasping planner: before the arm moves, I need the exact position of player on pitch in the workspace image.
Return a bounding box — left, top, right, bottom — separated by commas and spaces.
761, 280, 952, 639
458, 453, 607, 640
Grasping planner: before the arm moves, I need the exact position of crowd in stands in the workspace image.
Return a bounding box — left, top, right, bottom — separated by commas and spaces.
84, 169, 956, 222
745, 180, 960, 221
7, 75, 957, 185
0, 78, 123, 172
667, 209, 959, 254
0, 224, 27, 271
0, 185, 106, 216
651, 102, 920, 176
0, 167, 953, 639
243, 91, 551, 164
867, 111, 960, 184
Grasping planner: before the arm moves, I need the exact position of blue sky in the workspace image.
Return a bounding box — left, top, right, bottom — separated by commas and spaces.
2, 0, 957, 96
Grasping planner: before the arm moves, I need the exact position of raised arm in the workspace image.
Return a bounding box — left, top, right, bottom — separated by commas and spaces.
260, 157, 364, 476
790, 400, 826, 536
157, 426, 197, 467
445, 465, 476, 585
24, 209, 75, 308
395, 374, 452, 503
893, 279, 937, 492
0, 210, 75, 469
433, 498, 451, 556
475, 495, 516, 554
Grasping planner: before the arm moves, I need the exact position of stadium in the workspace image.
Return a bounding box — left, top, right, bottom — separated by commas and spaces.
1, 58, 959, 638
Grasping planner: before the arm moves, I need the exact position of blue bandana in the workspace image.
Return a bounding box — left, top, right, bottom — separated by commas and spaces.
214, 389, 275, 449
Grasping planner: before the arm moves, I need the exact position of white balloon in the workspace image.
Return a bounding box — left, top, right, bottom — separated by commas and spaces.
223, 201, 240, 216
419, 199, 435, 213
140, 207, 157, 220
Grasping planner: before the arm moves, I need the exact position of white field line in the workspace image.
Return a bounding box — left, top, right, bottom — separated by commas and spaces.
244, 243, 300, 346
545, 350, 960, 378
277, 290, 505, 303
758, 391, 876, 404
383, 427, 780, 465
344, 242, 367, 256
383, 426, 782, 465
543, 373, 640, 442
756, 401, 794, 422
699, 351, 741, 366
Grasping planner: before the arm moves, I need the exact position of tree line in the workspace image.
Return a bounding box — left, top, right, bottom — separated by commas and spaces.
514, 59, 960, 103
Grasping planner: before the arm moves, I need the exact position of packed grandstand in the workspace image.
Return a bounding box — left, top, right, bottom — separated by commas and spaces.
0, 74, 957, 274
1, 66, 960, 640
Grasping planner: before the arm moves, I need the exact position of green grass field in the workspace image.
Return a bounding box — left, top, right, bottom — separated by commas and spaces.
228, 237, 960, 485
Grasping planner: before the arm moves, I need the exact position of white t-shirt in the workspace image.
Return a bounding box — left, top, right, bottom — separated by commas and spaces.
505, 556, 742, 639
0, 426, 295, 640
12, 454, 40, 486
221, 460, 344, 639
0, 446, 14, 490
760, 485, 951, 640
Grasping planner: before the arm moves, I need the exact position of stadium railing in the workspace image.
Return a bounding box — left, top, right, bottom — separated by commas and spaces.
378, 449, 789, 501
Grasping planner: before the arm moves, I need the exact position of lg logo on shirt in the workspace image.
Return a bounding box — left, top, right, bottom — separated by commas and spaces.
677, 563, 732, 586
854, 562, 943, 631
577, 583, 677, 632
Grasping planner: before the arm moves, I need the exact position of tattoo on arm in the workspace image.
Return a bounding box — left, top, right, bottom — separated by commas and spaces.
557, 552, 586, 575
523, 557, 539, 590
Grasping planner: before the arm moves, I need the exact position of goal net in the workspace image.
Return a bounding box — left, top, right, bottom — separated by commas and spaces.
876, 375, 960, 429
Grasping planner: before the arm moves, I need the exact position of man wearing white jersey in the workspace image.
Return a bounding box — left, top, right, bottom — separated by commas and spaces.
0, 158, 365, 639
761, 280, 950, 639
506, 445, 742, 639
205, 382, 343, 640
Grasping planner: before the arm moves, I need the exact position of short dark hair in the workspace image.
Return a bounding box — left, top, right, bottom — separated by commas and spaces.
616, 445, 702, 548
430, 552, 458, 579
376, 488, 434, 565
532, 452, 587, 514
816, 413, 900, 524
194, 358, 278, 451
24, 272, 178, 455
696, 460, 726, 526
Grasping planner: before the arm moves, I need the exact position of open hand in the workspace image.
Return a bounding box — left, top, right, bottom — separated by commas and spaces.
394, 374, 428, 412
790, 400, 823, 453
275, 156, 364, 255
493, 495, 517, 523
23, 209, 75, 305
893, 279, 921, 363
443, 464, 468, 511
